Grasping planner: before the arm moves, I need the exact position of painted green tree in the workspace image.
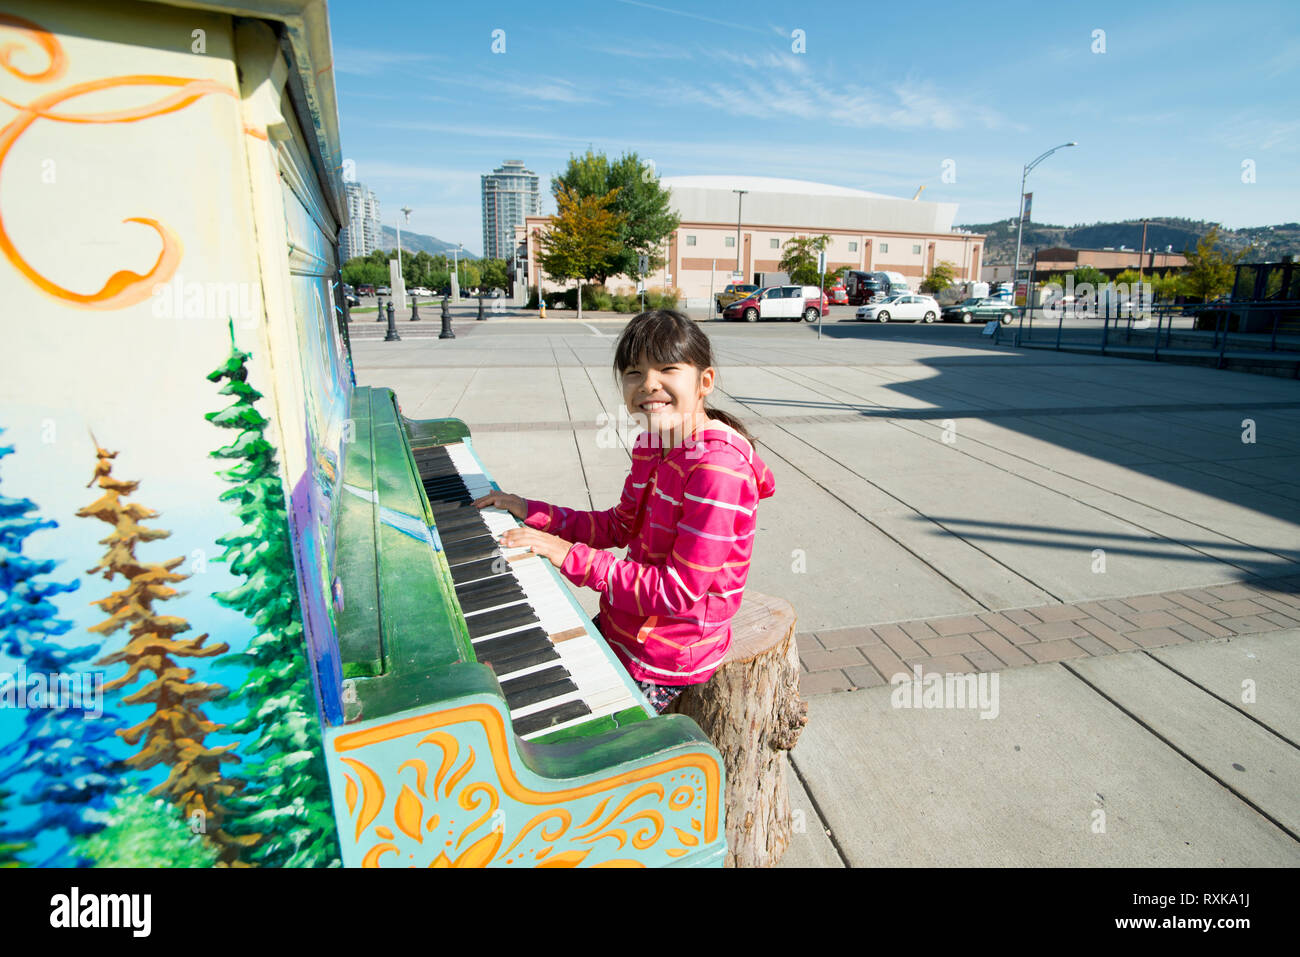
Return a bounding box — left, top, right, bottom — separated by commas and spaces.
74, 785, 218, 867
206, 322, 341, 867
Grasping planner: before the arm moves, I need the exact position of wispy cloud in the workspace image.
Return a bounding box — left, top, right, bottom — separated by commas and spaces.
612, 0, 768, 34
334, 47, 439, 76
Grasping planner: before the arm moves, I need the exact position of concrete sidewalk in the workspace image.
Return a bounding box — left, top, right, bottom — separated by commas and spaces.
350, 318, 1300, 867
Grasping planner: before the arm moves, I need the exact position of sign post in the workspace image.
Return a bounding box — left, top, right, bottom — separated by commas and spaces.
817, 249, 827, 340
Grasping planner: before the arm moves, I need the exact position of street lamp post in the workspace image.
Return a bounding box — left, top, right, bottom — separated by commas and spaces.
1013, 142, 1076, 305
733, 188, 747, 276
397, 206, 412, 310
451, 242, 464, 303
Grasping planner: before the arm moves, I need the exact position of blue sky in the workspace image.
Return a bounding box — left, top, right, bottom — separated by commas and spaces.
330, 0, 1300, 256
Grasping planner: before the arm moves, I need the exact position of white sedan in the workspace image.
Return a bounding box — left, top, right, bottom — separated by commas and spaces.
856, 294, 941, 323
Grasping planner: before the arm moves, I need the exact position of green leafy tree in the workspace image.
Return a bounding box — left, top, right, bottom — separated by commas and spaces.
539, 185, 625, 296
552, 150, 679, 283
921, 260, 958, 295
1182, 227, 1251, 302
778, 234, 830, 285
205, 323, 341, 868
479, 258, 509, 291
1151, 269, 1182, 302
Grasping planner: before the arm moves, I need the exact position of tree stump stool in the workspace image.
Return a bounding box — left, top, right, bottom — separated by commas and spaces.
665, 590, 807, 867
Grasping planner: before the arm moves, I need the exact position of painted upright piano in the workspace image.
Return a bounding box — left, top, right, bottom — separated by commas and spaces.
0, 0, 724, 867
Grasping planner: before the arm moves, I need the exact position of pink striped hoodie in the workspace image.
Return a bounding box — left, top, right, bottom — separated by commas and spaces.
523, 420, 776, 686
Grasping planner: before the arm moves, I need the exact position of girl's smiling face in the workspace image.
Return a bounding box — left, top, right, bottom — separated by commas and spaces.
621, 356, 715, 441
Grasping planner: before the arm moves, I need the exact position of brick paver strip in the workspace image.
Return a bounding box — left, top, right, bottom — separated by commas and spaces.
1003, 609, 1041, 626
796, 633, 824, 655
977, 612, 1038, 645
1213, 599, 1271, 617
1073, 601, 1136, 633
1126, 627, 1188, 648
900, 619, 937, 641
929, 615, 989, 636
1253, 594, 1300, 618
1171, 622, 1218, 642
965, 649, 1006, 672
1025, 604, 1089, 622
1123, 594, 1177, 612
1204, 584, 1261, 601
815, 625, 879, 650
799, 670, 853, 695
1123, 610, 1183, 630
972, 630, 1035, 667
844, 664, 887, 689
1027, 619, 1090, 641
1168, 607, 1233, 638
909, 653, 976, 675
1261, 611, 1300, 629
1166, 592, 1229, 619
1024, 639, 1091, 663
1072, 634, 1117, 657
1079, 620, 1141, 652
876, 623, 926, 658
802, 647, 866, 672
917, 634, 985, 657
861, 644, 910, 683
1221, 616, 1280, 634
794, 577, 1300, 697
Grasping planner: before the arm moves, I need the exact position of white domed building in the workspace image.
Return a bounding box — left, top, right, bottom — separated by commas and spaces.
516, 174, 985, 306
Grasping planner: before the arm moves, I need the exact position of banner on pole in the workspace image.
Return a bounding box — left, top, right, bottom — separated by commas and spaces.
1022, 192, 1033, 223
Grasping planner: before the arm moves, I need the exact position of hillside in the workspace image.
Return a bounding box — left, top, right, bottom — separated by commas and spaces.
379, 225, 479, 259
959, 217, 1300, 265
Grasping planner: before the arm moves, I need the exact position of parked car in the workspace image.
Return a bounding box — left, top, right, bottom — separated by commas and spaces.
410, 286, 432, 297
715, 283, 759, 313
377, 286, 391, 296
941, 297, 1017, 324
856, 294, 941, 323
722, 285, 828, 322
356, 284, 375, 296
342, 283, 359, 307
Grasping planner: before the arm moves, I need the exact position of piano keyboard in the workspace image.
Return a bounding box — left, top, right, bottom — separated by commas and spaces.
413, 441, 646, 739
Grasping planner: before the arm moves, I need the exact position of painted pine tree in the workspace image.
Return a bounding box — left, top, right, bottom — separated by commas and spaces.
77, 441, 256, 866
0, 430, 125, 866
206, 322, 341, 867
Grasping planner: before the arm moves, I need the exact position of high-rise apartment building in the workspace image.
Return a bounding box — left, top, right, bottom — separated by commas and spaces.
339, 180, 381, 262
481, 160, 541, 261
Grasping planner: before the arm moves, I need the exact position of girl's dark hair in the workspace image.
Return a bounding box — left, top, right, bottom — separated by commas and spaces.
612, 309, 754, 444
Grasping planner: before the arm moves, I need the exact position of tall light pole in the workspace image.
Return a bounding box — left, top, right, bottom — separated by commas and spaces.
733, 188, 747, 275
1013, 142, 1076, 304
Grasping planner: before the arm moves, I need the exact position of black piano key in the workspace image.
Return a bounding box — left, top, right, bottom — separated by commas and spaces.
456, 575, 525, 603
474, 628, 556, 668
512, 700, 592, 737
438, 520, 493, 545
499, 664, 572, 695
451, 557, 505, 583
443, 534, 502, 565
464, 603, 538, 638
457, 583, 528, 615
502, 674, 581, 710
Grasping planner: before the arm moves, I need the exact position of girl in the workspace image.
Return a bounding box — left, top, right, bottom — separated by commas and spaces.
472, 309, 776, 713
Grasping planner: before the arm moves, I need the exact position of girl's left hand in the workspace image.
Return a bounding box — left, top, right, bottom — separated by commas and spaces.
498, 526, 572, 569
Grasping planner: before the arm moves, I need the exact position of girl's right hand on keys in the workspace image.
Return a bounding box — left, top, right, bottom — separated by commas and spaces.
472, 490, 527, 520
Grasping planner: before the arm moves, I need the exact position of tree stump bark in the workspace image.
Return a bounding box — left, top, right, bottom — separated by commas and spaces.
665, 591, 807, 867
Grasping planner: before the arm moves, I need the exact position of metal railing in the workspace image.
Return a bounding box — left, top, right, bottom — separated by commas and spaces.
993, 300, 1300, 371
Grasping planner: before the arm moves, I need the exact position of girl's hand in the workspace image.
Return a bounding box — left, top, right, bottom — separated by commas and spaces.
498, 526, 572, 570
472, 490, 527, 520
